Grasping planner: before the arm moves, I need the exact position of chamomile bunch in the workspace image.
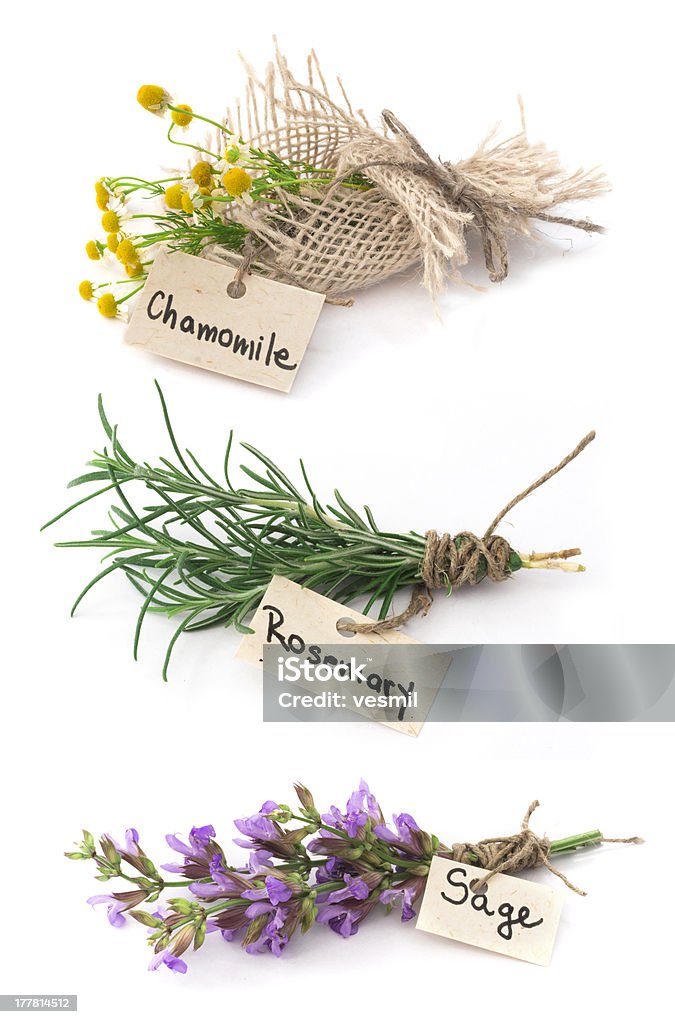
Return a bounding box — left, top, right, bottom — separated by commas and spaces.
79, 83, 372, 319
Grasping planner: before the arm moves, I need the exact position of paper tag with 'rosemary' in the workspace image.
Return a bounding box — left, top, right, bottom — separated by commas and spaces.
125, 251, 324, 392
236, 576, 425, 736
416, 856, 565, 966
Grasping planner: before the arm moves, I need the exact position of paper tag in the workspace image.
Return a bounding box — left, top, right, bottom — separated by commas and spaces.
236, 576, 423, 736
125, 251, 324, 392
416, 856, 564, 966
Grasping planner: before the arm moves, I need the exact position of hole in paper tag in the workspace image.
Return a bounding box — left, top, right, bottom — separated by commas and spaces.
336, 616, 358, 637
416, 856, 565, 966
226, 279, 247, 299
125, 250, 325, 392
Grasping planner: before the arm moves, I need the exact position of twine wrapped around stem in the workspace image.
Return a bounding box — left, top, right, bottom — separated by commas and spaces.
448, 801, 643, 896
211, 46, 609, 300
348, 431, 596, 634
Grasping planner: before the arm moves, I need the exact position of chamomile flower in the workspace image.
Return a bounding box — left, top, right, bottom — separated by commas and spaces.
171, 104, 193, 128
86, 240, 102, 261
97, 293, 119, 318
164, 183, 184, 210
96, 178, 127, 212
79, 280, 94, 301
137, 85, 172, 115
101, 197, 132, 234
124, 261, 144, 278
95, 179, 112, 211
116, 238, 141, 268
222, 142, 252, 167
179, 178, 208, 217
190, 161, 213, 188
222, 166, 253, 204
107, 233, 120, 254
101, 210, 121, 233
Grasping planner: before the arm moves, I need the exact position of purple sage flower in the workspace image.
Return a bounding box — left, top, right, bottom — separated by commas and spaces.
379, 887, 416, 922
322, 780, 381, 838
103, 828, 140, 856
165, 825, 216, 858
162, 825, 220, 875
247, 849, 273, 873
324, 875, 370, 903
241, 875, 293, 907
316, 898, 375, 938
374, 812, 427, 856
233, 805, 281, 848
244, 906, 294, 957
189, 859, 252, 900
87, 895, 126, 928
148, 949, 188, 974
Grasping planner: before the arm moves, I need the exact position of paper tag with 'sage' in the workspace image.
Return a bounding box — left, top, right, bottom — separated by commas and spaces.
236, 576, 423, 736
416, 857, 564, 966
125, 251, 324, 392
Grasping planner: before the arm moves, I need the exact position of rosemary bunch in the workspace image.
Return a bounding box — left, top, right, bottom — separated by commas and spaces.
43, 384, 586, 679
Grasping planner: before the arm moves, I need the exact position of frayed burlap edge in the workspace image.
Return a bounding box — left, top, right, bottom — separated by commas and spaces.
205, 45, 608, 300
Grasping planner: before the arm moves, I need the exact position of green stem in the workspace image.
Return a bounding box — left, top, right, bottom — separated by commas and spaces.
549, 829, 602, 855
167, 104, 231, 135
167, 123, 220, 161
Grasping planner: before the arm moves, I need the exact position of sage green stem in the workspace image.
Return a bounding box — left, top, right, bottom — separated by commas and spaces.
548, 829, 602, 855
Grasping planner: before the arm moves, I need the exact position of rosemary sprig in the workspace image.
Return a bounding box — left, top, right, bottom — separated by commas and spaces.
42, 384, 582, 679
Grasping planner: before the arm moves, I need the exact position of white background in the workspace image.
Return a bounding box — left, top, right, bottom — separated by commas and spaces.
2, 1, 674, 1020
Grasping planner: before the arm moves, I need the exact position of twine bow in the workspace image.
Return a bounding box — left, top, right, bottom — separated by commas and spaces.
449, 801, 643, 896
347, 430, 596, 634
334, 109, 605, 285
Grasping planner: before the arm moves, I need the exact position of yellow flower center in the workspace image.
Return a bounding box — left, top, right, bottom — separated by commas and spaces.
125, 262, 143, 278
107, 233, 119, 253
171, 104, 193, 128
95, 181, 110, 211
164, 183, 183, 209
101, 211, 120, 233
85, 240, 100, 261
181, 193, 195, 214
137, 84, 168, 112
222, 167, 253, 198
97, 293, 118, 318
190, 161, 213, 187
116, 239, 139, 264
79, 280, 94, 301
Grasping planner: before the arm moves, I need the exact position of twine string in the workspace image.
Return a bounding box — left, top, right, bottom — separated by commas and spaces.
226, 234, 257, 298
346, 431, 595, 635
328, 110, 604, 283
448, 801, 643, 896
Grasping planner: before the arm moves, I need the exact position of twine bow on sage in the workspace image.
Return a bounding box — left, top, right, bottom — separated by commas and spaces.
346, 430, 596, 635
448, 801, 643, 897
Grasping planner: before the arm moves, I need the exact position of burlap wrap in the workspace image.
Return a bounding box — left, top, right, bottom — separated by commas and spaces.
207, 48, 608, 300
